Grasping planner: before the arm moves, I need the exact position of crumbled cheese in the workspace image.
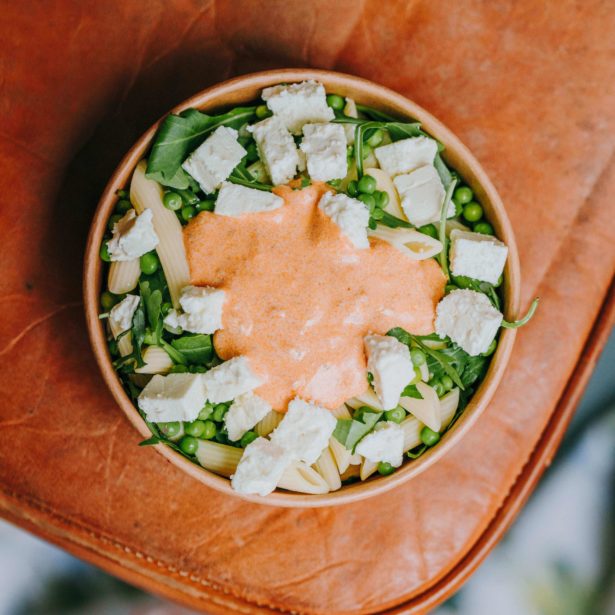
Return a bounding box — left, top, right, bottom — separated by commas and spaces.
231, 437, 291, 496
138, 373, 207, 423
435, 289, 502, 356
109, 294, 140, 335
300, 123, 348, 182
355, 421, 404, 467
364, 334, 414, 410
374, 136, 438, 177
318, 191, 370, 249
449, 229, 508, 285
181, 126, 246, 194
393, 165, 454, 226
106, 209, 159, 261
224, 392, 272, 441
202, 356, 263, 403
215, 182, 283, 217
163, 285, 225, 334
271, 397, 336, 465
248, 116, 299, 185
261, 80, 334, 135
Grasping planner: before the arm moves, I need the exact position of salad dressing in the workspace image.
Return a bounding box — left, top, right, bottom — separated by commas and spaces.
184, 183, 445, 411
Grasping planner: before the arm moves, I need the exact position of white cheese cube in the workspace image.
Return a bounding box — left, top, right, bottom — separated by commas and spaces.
214, 182, 283, 217
318, 191, 370, 249
224, 392, 272, 441
393, 165, 454, 227
202, 356, 263, 403
107, 209, 159, 261
374, 136, 438, 177
261, 80, 334, 135
364, 334, 414, 410
449, 229, 508, 285
271, 397, 336, 465
300, 123, 348, 182
163, 285, 225, 334
231, 437, 291, 496
181, 126, 246, 194
435, 289, 502, 356
138, 373, 207, 423
248, 117, 299, 185
109, 294, 140, 335
355, 421, 404, 467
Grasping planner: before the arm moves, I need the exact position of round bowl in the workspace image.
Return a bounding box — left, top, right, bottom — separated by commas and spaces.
84, 69, 520, 507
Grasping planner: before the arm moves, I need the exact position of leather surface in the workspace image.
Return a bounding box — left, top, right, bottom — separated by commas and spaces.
1, 1, 614, 613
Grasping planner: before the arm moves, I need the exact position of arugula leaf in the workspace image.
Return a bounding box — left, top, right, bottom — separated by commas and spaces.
438, 178, 457, 281
333, 410, 382, 452
407, 444, 428, 459
384, 122, 424, 140
139, 436, 161, 447
170, 334, 214, 365
355, 104, 398, 122
146, 106, 257, 187
378, 211, 414, 229
139, 280, 163, 343
228, 167, 274, 192
502, 297, 539, 329
451, 275, 501, 310
160, 340, 187, 365
131, 300, 146, 368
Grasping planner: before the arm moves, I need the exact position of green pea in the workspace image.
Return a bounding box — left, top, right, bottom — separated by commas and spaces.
100, 241, 111, 262
482, 339, 497, 357
420, 426, 441, 447
474, 221, 494, 235
384, 407, 406, 423
246, 142, 259, 162
159, 421, 181, 438
377, 461, 395, 476
170, 364, 188, 373
107, 213, 122, 232
366, 129, 384, 148
372, 208, 384, 220
410, 348, 426, 366
179, 436, 198, 455
429, 379, 445, 397
163, 191, 183, 211
441, 375, 454, 391
453, 186, 473, 205
326, 94, 345, 111
375, 190, 389, 209
185, 420, 206, 438
115, 199, 132, 214
212, 404, 228, 422
347, 180, 359, 197
361, 143, 372, 160
198, 403, 214, 421
358, 193, 376, 213
419, 224, 438, 238
201, 420, 217, 440
358, 174, 377, 195
463, 202, 483, 223
100, 291, 117, 311
240, 431, 258, 448
454, 200, 464, 217
255, 104, 271, 119
139, 252, 159, 275
196, 199, 215, 212
181, 206, 196, 222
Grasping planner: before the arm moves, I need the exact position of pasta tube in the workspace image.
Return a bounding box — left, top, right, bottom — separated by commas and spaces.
130, 160, 190, 308
108, 318, 133, 356
195, 440, 242, 477
314, 446, 342, 491
255, 410, 284, 437
363, 167, 405, 219
329, 405, 353, 473
135, 346, 174, 374
108, 259, 140, 294
278, 462, 330, 494
360, 458, 378, 481
368, 226, 443, 260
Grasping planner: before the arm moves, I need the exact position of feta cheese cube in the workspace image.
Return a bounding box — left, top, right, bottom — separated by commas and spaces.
300, 123, 348, 182
224, 392, 272, 441
181, 126, 246, 194
271, 397, 336, 465
138, 373, 207, 423
261, 80, 334, 135
318, 191, 370, 249
435, 289, 502, 356
107, 208, 159, 261
163, 285, 225, 334
364, 334, 414, 410
393, 165, 454, 227
355, 421, 404, 467
248, 117, 299, 185
449, 229, 508, 285
202, 356, 263, 403
214, 182, 283, 217
374, 136, 438, 177
231, 437, 291, 496
109, 294, 140, 336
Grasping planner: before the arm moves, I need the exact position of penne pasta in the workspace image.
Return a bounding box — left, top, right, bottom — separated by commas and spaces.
108, 318, 133, 357
360, 457, 378, 481
339, 463, 361, 482
130, 160, 190, 308
368, 226, 443, 260
255, 410, 284, 436
440, 388, 460, 429
135, 345, 174, 374
363, 167, 405, 219
399, 381, 441, 432
314, 446, 342, 491
195, 440, 242, 477
401, 415, 422, 453
346, 388, 384, 411
328, 405, 353, 473
278, 461, 330, 495
108, 259, 140, 294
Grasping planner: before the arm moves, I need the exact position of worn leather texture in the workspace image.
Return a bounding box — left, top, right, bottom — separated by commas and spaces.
1, 1, 614, 613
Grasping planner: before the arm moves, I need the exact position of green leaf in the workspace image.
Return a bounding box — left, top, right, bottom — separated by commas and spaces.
146, 106, 257, 187
170, 334, 214, 365
131, 300, 146, 368
378, 211, 414, 229
407, 444, 428, 459
228, 167, 274, 192
438, 178, 457, 281
139, 280, 163, 343
451, 275, 501, 310
502, 297, 539, 329
139, 436, 161, 447
160, 340, 187, 365
383, 122, 424, 140
333, 410, 382, 452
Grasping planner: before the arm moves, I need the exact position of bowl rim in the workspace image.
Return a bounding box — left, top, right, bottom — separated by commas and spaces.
83, 68, 520, 508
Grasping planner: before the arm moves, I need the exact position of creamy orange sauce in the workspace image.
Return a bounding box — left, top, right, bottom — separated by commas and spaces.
184, 183, 445, 411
